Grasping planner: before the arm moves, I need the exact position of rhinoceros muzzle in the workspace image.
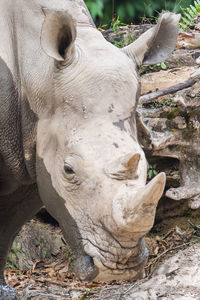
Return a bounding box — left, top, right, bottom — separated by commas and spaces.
83, 172, 166, 281
84, 235, 149, 281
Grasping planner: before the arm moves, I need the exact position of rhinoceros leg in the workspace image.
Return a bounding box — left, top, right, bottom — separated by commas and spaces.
0, 184, 42, 300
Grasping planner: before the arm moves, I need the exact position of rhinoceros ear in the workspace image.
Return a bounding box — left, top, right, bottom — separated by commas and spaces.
122, 12, 180, 66
41, 9, 76, 62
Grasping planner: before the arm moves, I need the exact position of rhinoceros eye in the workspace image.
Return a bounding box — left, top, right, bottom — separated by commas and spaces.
64, 164, 75, 175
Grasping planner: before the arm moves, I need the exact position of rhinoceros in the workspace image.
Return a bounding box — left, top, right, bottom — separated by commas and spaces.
0, 0, 180, 298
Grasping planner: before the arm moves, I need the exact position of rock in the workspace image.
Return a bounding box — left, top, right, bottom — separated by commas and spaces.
145, 118, 167, 131
8, 220, 65, 270
102, 24, 152, 47
87, 244, 200, 299
0, 284, 17, 300
166, 48, 200, 68
171, 116, 187, 129
138, 73, 200, 209
21, 285, 70, 300
141, 66, 196, 94
125, 244, 200, 300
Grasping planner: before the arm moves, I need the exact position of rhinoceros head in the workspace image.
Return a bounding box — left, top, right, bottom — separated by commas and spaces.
36, 10, 180, 281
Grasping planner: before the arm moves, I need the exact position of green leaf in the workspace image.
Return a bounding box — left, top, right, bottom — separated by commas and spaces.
148, 66, 154, 71
190, 4, 198, 15
179, 22, 189, 30
182, 16, 192, 25
148, 169, 153, 179
86, 0, 104, 19
153, 170, 158, 176
160, 62, 167, 70
179, 23, 187, 30
194, 1, 200, 12
186, 7, 195, 17
183, 11, 195, 21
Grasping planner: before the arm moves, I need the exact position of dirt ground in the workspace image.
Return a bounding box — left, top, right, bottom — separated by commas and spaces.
5, 205, 200, 300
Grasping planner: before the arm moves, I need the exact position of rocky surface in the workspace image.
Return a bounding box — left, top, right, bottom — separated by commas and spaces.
89, 244, 200, 300
7, 220, 66, 271
138, 68, 200, 210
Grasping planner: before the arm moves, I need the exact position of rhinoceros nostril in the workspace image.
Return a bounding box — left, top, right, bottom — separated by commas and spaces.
74, 255, 99, 281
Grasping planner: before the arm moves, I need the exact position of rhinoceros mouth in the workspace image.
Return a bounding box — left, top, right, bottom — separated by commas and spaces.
82, 238, 148, 281
92, 255, 147, 281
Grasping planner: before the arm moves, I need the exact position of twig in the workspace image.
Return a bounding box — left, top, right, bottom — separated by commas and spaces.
98, 286, 122, 300
188, 220, 200, 236
162, 228, 175, 240
117, 282, 139, 300
146, 241, 193, 271
192, 235, 200, 239
139, 77, 198, 104
34, 278, 69, 288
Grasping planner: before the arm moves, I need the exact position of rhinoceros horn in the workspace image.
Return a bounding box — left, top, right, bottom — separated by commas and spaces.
127, 153, 141, 172
112, 172, 166, 235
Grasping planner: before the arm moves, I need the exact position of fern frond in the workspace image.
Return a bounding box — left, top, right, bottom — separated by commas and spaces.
186, 7, 195, 17
190, 5, 198, 15
194, 1, 200, 12
183, 11, 195, 22
181, 16, 192, 25
180, 1, 200, 30
179, 22, 189, 30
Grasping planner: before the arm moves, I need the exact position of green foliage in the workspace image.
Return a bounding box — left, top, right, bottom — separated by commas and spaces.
127, 34, 136, 44
157, 62, 168, 70
7, 253, 19, 269
64, 246, 76, 272
148, 164, 158, 179
180, 0, 200, 29
86, 0, 104, 19
139, 61, 168, 75
6, 242, 20, 269
148, 65, 154, 72
85, 0, 195, 26
142, 97, 177, 109
163, 98, 176, 107
12, 241, 19, 255
111, 16, 126, 31
43, 249, 48, 258
111, 39, 126, 48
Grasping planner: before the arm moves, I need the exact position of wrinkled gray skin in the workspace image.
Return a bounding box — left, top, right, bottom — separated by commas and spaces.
0, 0, 180, 298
